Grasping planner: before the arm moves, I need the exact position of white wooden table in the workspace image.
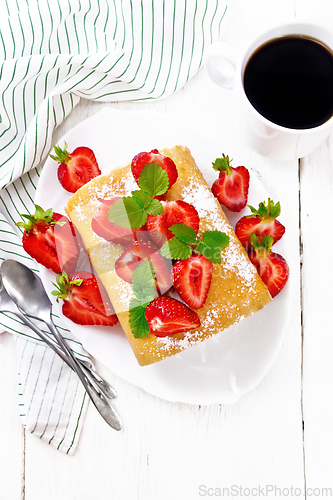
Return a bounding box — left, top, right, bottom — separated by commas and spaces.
1, 1, 333, 498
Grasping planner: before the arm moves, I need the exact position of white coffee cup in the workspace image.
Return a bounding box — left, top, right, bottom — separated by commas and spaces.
205, 22, 333, 160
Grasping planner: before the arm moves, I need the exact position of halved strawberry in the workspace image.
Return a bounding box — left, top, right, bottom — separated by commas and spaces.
211, 155, 250, 212
146, 200, 200, 247
115, 239, 172, 293
248, 234, 289, 298
131, 149, 178, 193
91, 198, 148, 245
52, 271, 118, 326
16, 205, 81, 275
235, 199, 285, 251
50, 143, 101, 193
173, 255, 213, 309
145, 296, 201, 337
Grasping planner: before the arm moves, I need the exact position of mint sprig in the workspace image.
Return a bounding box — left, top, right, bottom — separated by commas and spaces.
129, 260, 157, 339
160, 224, 229, 264
108, 164, 168, 229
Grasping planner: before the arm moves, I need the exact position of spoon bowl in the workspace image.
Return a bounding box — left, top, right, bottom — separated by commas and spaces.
1, 259, 121, 430
0, 266, 116, 399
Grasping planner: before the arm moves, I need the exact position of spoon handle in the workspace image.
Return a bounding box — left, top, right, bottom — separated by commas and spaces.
46, 316, 122, 431
15, 309, 117, 399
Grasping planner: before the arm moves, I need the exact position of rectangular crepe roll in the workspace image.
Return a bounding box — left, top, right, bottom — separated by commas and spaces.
65, 146, 271, 366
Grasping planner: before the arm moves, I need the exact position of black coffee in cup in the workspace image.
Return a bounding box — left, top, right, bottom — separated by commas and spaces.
243, 35, 333, 129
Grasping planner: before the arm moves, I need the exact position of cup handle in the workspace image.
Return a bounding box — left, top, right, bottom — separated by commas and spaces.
205, 42, 238, 90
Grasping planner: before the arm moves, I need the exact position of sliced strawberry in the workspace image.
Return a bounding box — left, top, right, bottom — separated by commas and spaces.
131, 149, 178, 193
235, 199, 285, 251
17, 205, 81, 275
248, 234, 289, 298
146, 200, 200, 247
91, 197, 148, 245
211, 155, 250, 212
173, 255, 213, 309
115, 239, 172, 293
52, 271, 118, 326
50, 143, 101, 193
145, 296, 201, 337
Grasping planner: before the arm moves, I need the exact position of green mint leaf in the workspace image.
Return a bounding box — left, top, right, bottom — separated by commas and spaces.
129, 299, 151, 339
145, 198, 165, 215
169, 224, 197, 245
160, 237, 192, 260
138, 163, 169, 197
108, 196, 147, 229
131, 190, 151, 207
131, 190, 164, 216
197, 231, 229, 264
131, 260, 157, 302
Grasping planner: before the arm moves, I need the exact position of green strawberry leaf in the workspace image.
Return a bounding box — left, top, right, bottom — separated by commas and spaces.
169, 224, 197, 245
160, 237, 193, 260
16, 205, 65, 231
129, 299, 151, 339
197, 231, 229, 264
138, 163, 169, 197
212, 154, 232, 175
248, 199, 281, 221
250, 233, 273, 253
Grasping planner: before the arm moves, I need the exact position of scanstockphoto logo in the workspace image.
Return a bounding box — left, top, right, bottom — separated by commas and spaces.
198, 484, 333, 497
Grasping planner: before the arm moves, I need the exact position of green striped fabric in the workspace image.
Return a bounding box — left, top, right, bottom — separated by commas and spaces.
0, 0, 228, 453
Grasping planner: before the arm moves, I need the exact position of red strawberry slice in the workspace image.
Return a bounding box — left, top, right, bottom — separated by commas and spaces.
235, 199, 285, 251
52, 271, 118, 326
17, 205, 81, 275
50, 143, 101, 193
91, 198, 148, 245
146, 200, 200, 247
145, 296, 201, 337
131, 149, 178, 193
115, 239, 172, 293
211, 155, 250, 212
173, 255, 213, 309
248, 234, 289, 298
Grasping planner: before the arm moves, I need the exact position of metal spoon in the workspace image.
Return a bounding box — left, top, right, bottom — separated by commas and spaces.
0, 272, 116, 400
1, 260, 122, 431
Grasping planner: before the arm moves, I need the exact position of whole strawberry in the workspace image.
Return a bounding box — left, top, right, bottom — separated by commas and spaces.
235, 198, 285, 251
52, 271, 118, 326
16, 205, 81, 275
211, 154, 250, 212
131, 149, 178, 194
248, 234, 289, 298
50, 142, 101, 193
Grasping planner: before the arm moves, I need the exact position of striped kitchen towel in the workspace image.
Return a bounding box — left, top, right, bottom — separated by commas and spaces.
0, 0, 229, 453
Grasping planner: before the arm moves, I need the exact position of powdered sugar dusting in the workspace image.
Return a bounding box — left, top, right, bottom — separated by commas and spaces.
155, 330, 203, 353
181, 179, 257, 288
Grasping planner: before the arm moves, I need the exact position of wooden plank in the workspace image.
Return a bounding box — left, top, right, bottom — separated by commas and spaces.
300, 140, 333, 494
295, 0, 333, 495
0, 333, 25, 500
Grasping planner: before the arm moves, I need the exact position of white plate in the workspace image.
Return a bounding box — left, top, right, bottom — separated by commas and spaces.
35, 107, 291, 405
